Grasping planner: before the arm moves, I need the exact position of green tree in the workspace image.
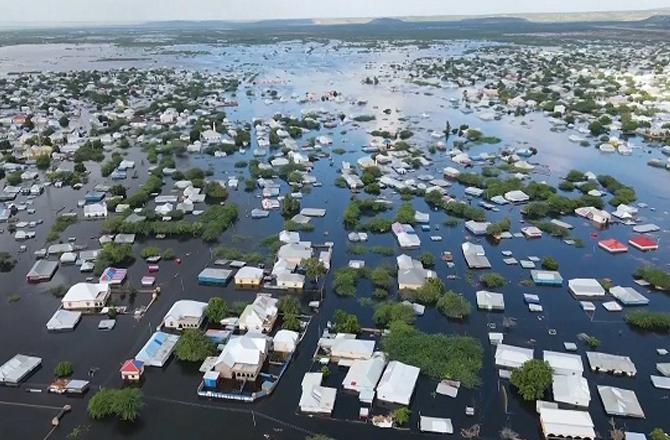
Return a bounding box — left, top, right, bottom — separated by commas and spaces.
373, 303, 415, 328
36, 154, 51, 170
395, 203, 416, 224
303, 257, 327, 283
0, 252, 16, 272
392, 407, 411, 426
174, 329, 216, 362
54, 361, 74, 378
436, 291, 471, 319
278, 296, 300, 316
88, 388, 144, 422
419, 253, 435, 268
282, 195, 301, 218
650, 428, 670, 440
204, 181, 228, 201
58, 115, 70, 128
333, 309, 361, 334
541, 257, 559, 271
480, 272, 506, 289
510, 359, 553, 401
206, 297, 229, 324
411, 277, 446, 305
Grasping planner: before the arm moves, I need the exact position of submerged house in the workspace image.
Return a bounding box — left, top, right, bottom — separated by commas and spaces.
462, 242, 491, 269
299, 372, 336, 414
234, 266, 264, 287
396, 254, 435, 290
135, 331, 180, 367
162, 300, 207, 330
61, 282, 110, 311
214, 333, 269, 381
239, 294, 279, 333
0, 354, 42, 385
376, 361, 420, 405
539, 407, 595, 440
342, 353, 387, 397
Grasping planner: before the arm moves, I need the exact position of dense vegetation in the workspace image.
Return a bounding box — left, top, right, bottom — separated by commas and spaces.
625, 311, 670, 332
510, 360, 553, 401
382, 321, 483, 388
88, 388, 144, 422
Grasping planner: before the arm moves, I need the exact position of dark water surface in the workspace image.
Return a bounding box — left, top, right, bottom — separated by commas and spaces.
1, 41, 669, 440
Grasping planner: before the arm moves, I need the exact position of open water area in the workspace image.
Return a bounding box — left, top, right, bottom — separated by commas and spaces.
0, 40, 669, 439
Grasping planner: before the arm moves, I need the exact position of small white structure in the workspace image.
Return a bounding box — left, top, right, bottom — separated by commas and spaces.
539, 407, 595, 440
476, 290, 505, 311
609, 286, 649, 305
569, 279, 606, 297
239, 294, 278, 333
552, 375, 591, 407
61, 283, 110, 310
342, 353, 387, 395
162, 300, 207, 330
46, 309, 82, 331
273, 329, 299, 354
299, 372, 336, 414
504, 190, 530, 203
419, 416, 454, 434
84, 202, 108, 218
544, 350, 584, 376
495, 344, 534, 370
586, 352, 637, 376
597, 386, 645, 418
327, 337, 375, 361
0, 354, 42, 385
234, 266, 264, 286
376, 361, 420, 405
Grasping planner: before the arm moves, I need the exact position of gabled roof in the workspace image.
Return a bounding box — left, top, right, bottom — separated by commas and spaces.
120, 359, 144, 374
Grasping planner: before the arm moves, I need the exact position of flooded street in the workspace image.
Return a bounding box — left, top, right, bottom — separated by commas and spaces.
1, 40, 669, 440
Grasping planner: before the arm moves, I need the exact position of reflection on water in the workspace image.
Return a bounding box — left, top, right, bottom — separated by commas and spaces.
0, 41, 668, 439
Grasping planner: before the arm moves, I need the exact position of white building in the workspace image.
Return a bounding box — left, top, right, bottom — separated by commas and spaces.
162, 300, 207, 330
83, 202, 108, 219
61, 283, 110, 310
495, 344, 534, 370
376, 361, 420, 405
299, 372, 336, 414
342, 353, 387, 395
239, 294, 278, 333
214, 333, 269, 381
234, 266, 264, 287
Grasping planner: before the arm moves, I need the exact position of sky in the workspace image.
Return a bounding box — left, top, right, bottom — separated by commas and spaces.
3, 0, 670, 23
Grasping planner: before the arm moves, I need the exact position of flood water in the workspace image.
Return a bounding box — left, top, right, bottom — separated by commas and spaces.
0, 41, 669, 440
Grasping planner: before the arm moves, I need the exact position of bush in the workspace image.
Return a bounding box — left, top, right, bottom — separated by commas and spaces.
54, 361, 74, 378
650, 428, 670, 440
140, 246, 161, 259
333, 309, 361, 334
373, 303, 415, 328
382, 321, 483, 387
333, 267, 362, 297
373, 288, 389, 300
206, 297, 228, 324
88, 388, 144, 422
405, 277, 446, 305
634, 266, 670, 290
278, 296, 301, 316
480, 272, 506, 288
541, 257, 559, 271
0, 252, 16, 272
419, 253, 435, 268
392, 407, 411, 427
174, 329, 216, 362
369, 266, 393, 289
510, 359, 553, 401
625, 311, 670, 332
436, 292, 471, 319
161, 248, 176, 260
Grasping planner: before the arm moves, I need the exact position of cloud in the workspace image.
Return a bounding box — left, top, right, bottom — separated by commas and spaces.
4, 0, 669, 23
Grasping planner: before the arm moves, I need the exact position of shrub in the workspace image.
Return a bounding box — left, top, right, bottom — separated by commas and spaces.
480, 272, 506, 288
541, 257, 559, 271
625, 311, 670, 332
510, 359, 553, 401
373, 303, 415, 327
54, 361, 74, 378
382, 321, 483, 387
88, 388, 143, 422
392, 407, 411, 426
333, 309, 361, 334
437, 291, 471, 319
174, 329, 216, 362
206, 297, 228, 324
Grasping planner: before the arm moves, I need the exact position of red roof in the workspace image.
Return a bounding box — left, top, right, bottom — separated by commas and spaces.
629, 235, 658, 250
120, 359, 144, 374
598, 239, 628, 253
